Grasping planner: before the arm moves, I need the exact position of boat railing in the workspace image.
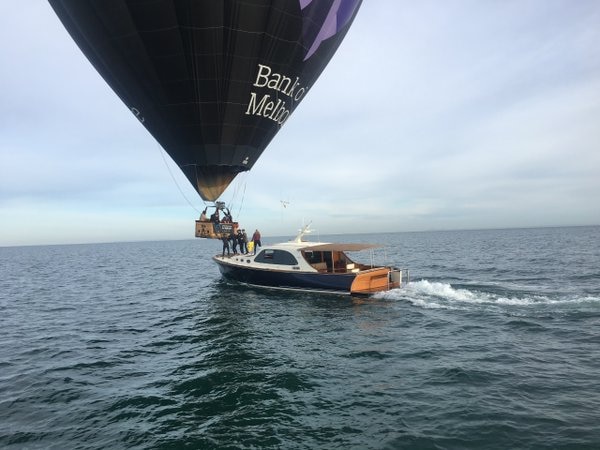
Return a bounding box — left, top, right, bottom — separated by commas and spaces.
389, 267, 410, 288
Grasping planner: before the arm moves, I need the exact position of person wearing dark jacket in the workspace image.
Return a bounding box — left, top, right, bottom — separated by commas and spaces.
241, 229, 249, 254
221, 235, 230, 257
236, 229, 245, 254
230, 230, 238, 254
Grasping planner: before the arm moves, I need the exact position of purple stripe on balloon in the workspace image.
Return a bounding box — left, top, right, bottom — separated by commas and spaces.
301, 0, 360, 61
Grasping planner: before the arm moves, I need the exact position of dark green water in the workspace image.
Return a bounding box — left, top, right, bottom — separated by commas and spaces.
1, 226, 599, 449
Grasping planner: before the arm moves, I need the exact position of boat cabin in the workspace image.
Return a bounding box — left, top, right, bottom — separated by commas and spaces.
300, 243, 376, 273
250, 243, 378, 274
302, 249, 358, 273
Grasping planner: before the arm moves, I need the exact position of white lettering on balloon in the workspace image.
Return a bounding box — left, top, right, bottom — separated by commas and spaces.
244, 64, 307, 126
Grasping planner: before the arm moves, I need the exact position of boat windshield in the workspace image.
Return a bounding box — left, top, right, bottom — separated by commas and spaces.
254, 249, 298, 265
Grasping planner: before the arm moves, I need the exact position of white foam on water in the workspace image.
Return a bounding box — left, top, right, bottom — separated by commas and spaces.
374, 280, 474, 309
495, 296, 551, 306
375, 280, 600, 310
409, 280, 486, 303
496, 295, 600, 306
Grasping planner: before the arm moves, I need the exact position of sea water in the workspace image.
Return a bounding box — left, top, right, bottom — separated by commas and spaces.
1, 226, 599, 449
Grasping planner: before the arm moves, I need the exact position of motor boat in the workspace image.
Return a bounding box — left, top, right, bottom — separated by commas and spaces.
213, 225, 409, 295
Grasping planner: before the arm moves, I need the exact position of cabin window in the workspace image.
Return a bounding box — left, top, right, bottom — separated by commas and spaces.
254, 249, 298, 265
303, 251, 324, 264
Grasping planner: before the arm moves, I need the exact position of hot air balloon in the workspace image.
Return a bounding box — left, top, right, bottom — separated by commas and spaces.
49, 0, 362, 204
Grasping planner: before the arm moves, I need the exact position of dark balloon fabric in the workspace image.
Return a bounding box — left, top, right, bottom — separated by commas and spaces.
49, 0, 362, 201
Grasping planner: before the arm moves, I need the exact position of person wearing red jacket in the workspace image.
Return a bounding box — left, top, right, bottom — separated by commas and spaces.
252, 229, 261, 255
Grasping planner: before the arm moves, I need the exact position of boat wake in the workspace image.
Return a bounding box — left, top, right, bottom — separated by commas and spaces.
375, 280, 600, 311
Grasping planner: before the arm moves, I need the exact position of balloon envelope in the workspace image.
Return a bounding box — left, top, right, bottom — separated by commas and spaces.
49, 0, 362, 201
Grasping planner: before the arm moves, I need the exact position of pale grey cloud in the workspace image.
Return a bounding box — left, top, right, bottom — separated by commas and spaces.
1, 1, 599, 245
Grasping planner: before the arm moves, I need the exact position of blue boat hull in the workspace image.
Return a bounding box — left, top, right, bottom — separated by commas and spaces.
214, 259, 357, 294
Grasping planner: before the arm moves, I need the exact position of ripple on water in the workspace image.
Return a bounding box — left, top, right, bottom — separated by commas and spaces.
2, 231, 600, 449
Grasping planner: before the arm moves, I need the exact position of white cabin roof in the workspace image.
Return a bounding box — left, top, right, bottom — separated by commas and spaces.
266, 240, 377, 252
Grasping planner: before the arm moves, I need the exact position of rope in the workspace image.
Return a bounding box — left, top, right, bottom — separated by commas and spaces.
156, 141, 202, 214
235, 179, 246, 220
224, 174, 247, 222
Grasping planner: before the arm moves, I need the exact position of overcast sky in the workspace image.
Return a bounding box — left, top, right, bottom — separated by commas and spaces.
1, 1, 599, 246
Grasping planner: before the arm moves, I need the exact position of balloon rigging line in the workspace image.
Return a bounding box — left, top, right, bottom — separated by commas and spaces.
235, 181, 247, 222
227, 176, 240, 207
156, 141, 202, 214
226, 175, 247, 222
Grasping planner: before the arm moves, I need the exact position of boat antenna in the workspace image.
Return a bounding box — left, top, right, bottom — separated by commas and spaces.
279, 198, 290, 222
294, 221, 313, 243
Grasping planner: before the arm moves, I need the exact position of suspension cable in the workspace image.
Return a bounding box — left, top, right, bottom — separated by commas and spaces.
156, 141, 202, 214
